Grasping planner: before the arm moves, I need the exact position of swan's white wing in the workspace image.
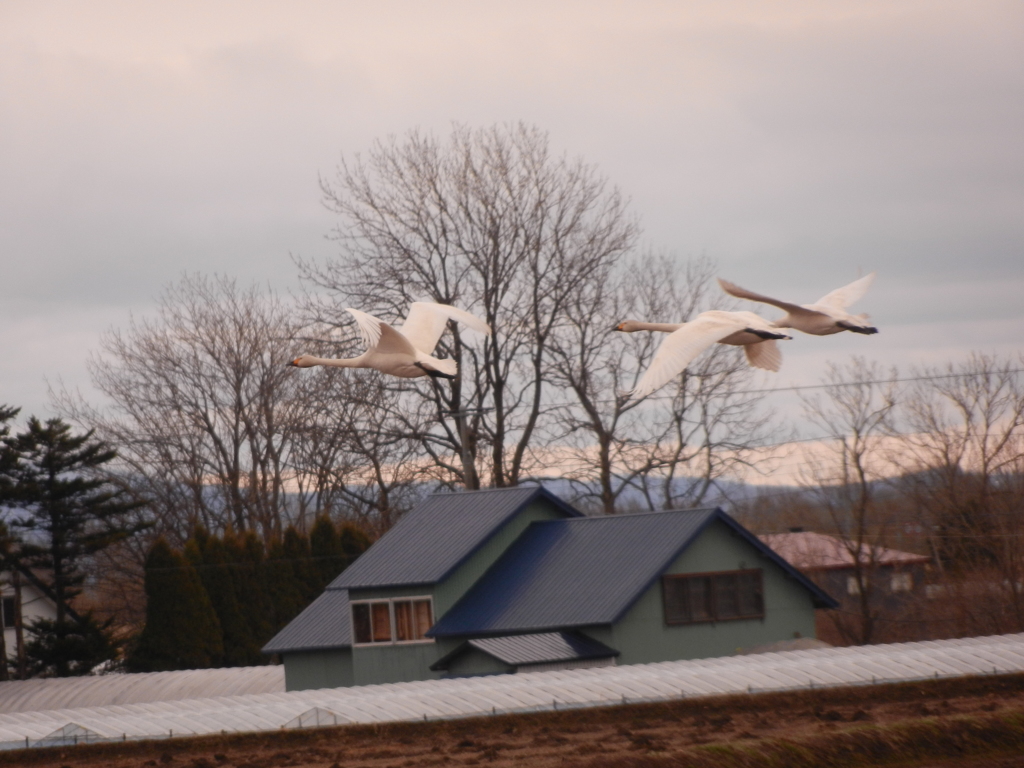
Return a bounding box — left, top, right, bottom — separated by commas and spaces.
814, 272, 875, 311
399, 302, 491, 355
718, 279, 806, 315
344, 308, 416, 356
632, 313, 748, 398
744, 339, 782, 372
344, 308, 383, 350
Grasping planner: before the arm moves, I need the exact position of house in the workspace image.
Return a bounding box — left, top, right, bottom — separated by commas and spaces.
759, 530, 932, 644
264, 487, 837, 691
1, 570, 58, 665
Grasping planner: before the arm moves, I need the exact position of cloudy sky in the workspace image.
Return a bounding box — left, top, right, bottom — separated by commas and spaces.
2, 0, 1022, 424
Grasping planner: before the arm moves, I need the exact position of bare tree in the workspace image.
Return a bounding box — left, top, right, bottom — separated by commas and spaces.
799, 357, 898, 645
546, 254, 772, 514
894, 353, 1024, 635
55, 275, 411, 545
298, 123, 639, 489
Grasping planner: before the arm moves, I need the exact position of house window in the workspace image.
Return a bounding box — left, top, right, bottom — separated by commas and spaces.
662, 570, 763, 625
847, 576, 863, 596
1, 597, 15, 629
351, 597, 434, 645
890, 572, 913, 593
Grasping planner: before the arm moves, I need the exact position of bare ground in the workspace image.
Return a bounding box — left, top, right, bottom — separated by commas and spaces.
4, 673, 1024, 768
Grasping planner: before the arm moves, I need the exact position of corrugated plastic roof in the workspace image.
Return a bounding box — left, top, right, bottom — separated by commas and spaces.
432, 631, 619, 670
329, 487, 579, 590
2, 633, 1023, 749
429, 508, 835, 637
429, 508, 720, 636
262, 590, 351, 654
0, 666, 284, 715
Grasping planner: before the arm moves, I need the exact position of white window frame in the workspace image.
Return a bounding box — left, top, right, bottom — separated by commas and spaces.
350, 595, 435, 647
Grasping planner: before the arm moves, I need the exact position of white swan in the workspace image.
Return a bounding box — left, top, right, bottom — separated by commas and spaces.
289, 302, 490, 379
616, 310, 791, 399
718, 273, 878, 335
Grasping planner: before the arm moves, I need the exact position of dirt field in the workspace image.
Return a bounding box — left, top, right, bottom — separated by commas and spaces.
4, 674, 1024, 768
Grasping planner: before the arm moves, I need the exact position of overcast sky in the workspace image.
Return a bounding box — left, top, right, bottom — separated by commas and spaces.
2, 0, 1022, 425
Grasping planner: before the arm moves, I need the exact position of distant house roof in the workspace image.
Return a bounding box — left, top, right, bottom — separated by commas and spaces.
262, 590, 351, 654
329, 486, 580, 590
429, 508, 836, 638
759, 532, 931, 572
430, 631, 619, 671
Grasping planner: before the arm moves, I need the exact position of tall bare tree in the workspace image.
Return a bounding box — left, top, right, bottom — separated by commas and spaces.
799, 357, 898, 645
546, 254, 772, 514
298, 123, 639, 489
894, 353, 1024, 634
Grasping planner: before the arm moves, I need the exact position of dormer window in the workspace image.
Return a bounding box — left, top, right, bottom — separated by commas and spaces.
352, 597, 434, 645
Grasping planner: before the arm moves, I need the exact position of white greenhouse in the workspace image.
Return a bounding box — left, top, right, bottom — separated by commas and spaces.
1, 633, 1023, 751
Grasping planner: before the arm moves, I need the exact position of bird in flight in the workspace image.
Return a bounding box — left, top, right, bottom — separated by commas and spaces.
289, 302, 490, 379
617, 310, 791, 399
717, 273, 878, 335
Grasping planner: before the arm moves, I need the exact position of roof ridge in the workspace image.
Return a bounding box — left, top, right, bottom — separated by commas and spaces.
537, 507, 719, 523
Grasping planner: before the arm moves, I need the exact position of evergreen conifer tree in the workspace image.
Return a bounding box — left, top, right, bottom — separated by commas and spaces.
186, 531, 254, 666
309, 515, 346, 591
224, 530, 273, 662
266, 527, 312, 631
3, 417, 147, 625
339, 522, 372, 567
128, 538, 222, 671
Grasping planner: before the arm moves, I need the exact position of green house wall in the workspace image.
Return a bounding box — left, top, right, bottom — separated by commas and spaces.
598, 518, 818, 665
283, 499, 569, 690
283, 648, 354, 691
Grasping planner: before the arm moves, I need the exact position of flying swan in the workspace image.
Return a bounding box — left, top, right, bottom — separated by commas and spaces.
717, 273, 879, 335
616, 310, 791, 399
288, 302, 491, 379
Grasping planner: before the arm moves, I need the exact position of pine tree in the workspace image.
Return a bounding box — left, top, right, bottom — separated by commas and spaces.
266, 527, 312, 631
4, 417, 147, 624
309, 515, 346, 591
187, 530, 254, 667
127, 538, 222, 671
339, 522, 372, 568
224, 530, 273, 663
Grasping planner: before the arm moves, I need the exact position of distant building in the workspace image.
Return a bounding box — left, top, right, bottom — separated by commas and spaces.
759, 530, 932, 644
264, 488, 837, 691
1, 570, 58, 664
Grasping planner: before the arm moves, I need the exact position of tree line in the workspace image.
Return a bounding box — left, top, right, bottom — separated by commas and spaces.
128, 520, 369, 671
735, 353, 1024, 647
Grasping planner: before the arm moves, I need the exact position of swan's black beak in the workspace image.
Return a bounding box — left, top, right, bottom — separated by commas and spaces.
613, 323, 625, 332
287, 360, 298, 367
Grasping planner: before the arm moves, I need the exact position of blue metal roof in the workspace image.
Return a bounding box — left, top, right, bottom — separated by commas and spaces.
261, 589, 351, 654
329, 486, 580, 590
430, 631, 618, 671
429, 508, 836, 638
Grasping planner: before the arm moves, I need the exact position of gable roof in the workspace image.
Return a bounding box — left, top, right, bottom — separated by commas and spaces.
759, 532, 931, 571
329, 486, 580, 590
429, 508, 836, 638
261, 589, 351, 654
430, 631, 619, 671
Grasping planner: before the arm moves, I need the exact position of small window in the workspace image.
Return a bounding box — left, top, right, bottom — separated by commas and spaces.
890, 572, 913, 593
662, 570, 763, 625
351, 597, 434, 645
847, 576, 863, 596
1, 597, 15, 629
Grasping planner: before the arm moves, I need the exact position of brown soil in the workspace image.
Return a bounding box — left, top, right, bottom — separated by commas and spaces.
4, 673, 1024, 768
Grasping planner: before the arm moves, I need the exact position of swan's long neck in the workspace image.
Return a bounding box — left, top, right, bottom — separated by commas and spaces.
308, 354, 366, 368
626, 321, 683, 333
